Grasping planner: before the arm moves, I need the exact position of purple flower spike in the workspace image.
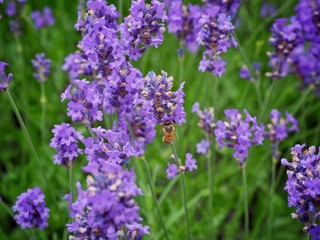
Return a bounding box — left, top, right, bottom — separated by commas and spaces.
31, 7, 55, 29
282, 144, 320, 233
192, 102, 216, 136
197, 5, 237, 77
266, 109, 299, 144
12, 187, 50, 230
214, 109, 265, 166
31, 53, 51, 83
166, 162, 178, 179
50, 123, 84, 168
185, 153, 197, 171
168, 1, 202, 52
0, 62, 13, 91
120, 0, 167, 61
196, 139, 210, 155
142, 71, 186, 125
67, 163, 149, 239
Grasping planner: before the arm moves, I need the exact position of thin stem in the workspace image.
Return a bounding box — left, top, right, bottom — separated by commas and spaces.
0, 200, 14, 217
122, 226, 129, 240
242, 166, 249, 239
180, 172, 191, 240
31, 228, 37, 240
268, 155, 277, 240
69, 167, 74, 203
87, 125, 96, 140
207, 142, 214, 237
171, 143, 190, 240
142, 157, 170, 240
5, 91, 48, 185
40, 83, 46, 143
259, 80, 276, 120
118, 0, 123, 23
179, 57, 184, 84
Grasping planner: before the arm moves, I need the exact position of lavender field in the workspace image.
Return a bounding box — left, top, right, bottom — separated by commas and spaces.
0, 0, 320, 239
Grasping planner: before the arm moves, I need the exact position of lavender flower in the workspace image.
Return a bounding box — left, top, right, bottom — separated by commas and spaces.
0, 62, 13, 91
266, 17, 303, 79
142, 71, 186, 125
197, 5, 237, 77
196, 139, 210, 155
167, 1, 202, 52
50, 123, 84, 168
61, 79, 104, 126
12, 187, 49, 230
81, 127, 136, 169
166, 162, 179, 179
266, 109, 299, 159
266, 109, 299, 143
6, 1, 16, 16
31, 7, 55, 29
166, 153, 197, 179
31, 53, 51, 83
67, 163, 149, 239
281, 144, 320, 234
214, 109, 265, 166
192, 102, 215, 136
120, 0, 167, 60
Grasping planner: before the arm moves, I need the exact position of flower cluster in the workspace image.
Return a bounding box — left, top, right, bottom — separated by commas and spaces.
214, 109, 265, 166
266, 109, 299, 144
281, 144, 320, 235
12, 187, 50, 230
31, 53, 51, 83
81, 127, 136, 170
0, 62, 13, 91
167, 0, 202, 53
120, 0, 167, 60
2, 0, 26, 34
166, 153, 198, 179
50, 123, 84, 168
265, 109, 299, 158
60, 1, 184, 157
31, 7, 55, 29
192, 102, 215, 136
142, 71, 186, 125
67, 163, 149, 239
166, 1, 238, 76
267, 0, 320, 95
197, 5, 237, 77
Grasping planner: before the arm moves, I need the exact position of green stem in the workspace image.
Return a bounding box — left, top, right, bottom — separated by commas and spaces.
180, 172, 191, 240
118, 0, 123, 23
207, 145, 214, 237
5, 91, 48, 185
69, 167, 74, 203
259, 80, 276, 120
0, 199, 14, 217
268, 154, 277, 240
122, 226, 129, 240
31, 228, 37, 240
307, 233, 310, 240
291, 86, 313, 115
40, 83, 46, 143
142, 157, 170, 240
242, 165, 249, 239
171, 143, 190, 240
179, 57, 184, 84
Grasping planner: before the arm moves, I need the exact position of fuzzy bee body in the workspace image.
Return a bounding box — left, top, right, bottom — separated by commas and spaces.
161, 120, 176, 144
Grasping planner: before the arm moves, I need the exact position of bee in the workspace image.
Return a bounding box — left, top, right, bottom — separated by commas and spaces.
161, 120, 176, 144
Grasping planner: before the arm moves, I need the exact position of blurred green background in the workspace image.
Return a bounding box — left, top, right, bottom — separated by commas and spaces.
1, 0, 316, 239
